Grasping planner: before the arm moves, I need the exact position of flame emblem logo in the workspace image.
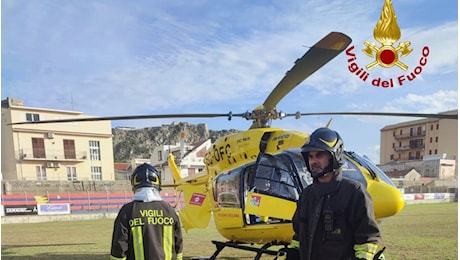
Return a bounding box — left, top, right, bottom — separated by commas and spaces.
362, 0, 412, 70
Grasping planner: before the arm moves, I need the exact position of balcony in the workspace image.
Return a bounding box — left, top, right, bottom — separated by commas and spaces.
394, 131, 426, 140
17, 148, 87, 162
394, 146, 410, 151
393, 144, 425, 151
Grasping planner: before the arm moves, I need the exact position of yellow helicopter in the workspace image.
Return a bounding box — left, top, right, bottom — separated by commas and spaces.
161, 32, 456, 258
11, 32, 458, 259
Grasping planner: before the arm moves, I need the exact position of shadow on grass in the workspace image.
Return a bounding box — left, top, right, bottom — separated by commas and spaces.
2, 244, 263, 260
0, 254, 109, 260
1, 254, 249, 260
2, 243, 95, 250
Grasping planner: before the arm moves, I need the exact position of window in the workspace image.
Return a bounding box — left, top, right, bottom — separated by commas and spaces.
409, 139, 423, 148
436, 124, 439, 130
26, 113, 40, 122
214, 167, 242, 208
157, 151, 162, 161
435, 136, 438, 142
430, 125, 434, 131
430, 137, 432, 143
252, 155, 299, 201
67, 167, 77, 181
36, 165, 47, 180
32, 138, 46, 158
63, 139, 76, 159
341, 156, 367, 186
344, 151, 395, 187
417, 126, 423, 135
392, 143, 395, 148
89, 141, 101, 160
91, 166, 102, 180
435, 149, 438, 154
390, 154, 394, 160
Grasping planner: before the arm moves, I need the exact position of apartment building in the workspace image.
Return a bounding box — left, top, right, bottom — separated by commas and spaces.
151, 139, 211, 184
380, 109, 458, 177
1, 97, 115, 181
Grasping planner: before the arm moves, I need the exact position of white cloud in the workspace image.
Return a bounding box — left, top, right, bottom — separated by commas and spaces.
404, 22, 458, 75
390, 90, 458, 112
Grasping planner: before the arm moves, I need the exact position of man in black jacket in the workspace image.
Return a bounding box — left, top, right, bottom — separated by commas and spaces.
290, 127, 383, 260
110, 163, 183, 260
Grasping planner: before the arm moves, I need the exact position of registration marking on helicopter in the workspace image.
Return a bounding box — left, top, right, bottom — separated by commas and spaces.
216, 213, 240, 218
189, 193, 206, 206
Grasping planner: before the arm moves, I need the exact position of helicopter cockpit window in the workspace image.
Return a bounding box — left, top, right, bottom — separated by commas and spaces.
213, 167, 242, 208
286, 150, 313, 188
342, 154, 367, 187
345, 151, 396, 187
252, 154, 299, 201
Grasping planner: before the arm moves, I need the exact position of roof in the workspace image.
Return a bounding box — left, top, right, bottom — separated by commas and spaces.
386, 170, 410, 178
114, 162, 152, 172
114, 163, 131, 171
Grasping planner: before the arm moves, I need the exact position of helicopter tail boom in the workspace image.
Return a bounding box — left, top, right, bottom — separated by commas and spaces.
168, 153, 183, 183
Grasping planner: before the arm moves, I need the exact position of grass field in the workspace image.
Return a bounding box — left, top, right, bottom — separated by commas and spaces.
1, 203, 457, 259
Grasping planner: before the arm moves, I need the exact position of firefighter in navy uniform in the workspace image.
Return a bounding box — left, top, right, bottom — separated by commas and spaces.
288, 127, 385, 260
110, 163, 183, 260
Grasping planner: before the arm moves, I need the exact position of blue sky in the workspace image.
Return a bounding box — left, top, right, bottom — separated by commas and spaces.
2, 0, 458, 164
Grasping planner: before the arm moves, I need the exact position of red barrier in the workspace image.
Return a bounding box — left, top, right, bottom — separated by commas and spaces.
2, 192, 185, 214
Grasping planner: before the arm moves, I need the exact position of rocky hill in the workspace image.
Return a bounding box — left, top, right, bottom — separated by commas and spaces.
112, 122, 240, 162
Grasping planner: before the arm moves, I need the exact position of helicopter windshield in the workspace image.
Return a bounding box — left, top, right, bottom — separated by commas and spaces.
341, 154, 368, 187
284, 150, 313, 188
251, 153, 302, 201
344, 151, 396, 187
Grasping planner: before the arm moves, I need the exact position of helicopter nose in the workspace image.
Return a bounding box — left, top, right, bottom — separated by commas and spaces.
367, 181, 405, 220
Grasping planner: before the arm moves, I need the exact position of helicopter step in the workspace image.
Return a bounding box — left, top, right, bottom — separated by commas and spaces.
208, 240, 288, 260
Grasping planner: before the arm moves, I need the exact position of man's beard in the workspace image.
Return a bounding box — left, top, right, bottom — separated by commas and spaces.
309, 163, 324, 174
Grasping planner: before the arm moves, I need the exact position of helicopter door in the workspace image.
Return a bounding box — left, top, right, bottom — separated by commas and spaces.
243, 154, 299, 221
176, 182, 212, 231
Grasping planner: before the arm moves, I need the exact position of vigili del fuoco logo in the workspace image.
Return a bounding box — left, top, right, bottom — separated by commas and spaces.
346, 0, 429, 88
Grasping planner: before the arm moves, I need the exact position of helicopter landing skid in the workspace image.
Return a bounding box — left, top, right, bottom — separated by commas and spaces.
209, 240, 288, 260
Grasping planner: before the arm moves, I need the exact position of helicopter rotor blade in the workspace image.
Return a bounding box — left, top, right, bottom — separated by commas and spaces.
262, 32, 352, 112
10, 110, 457, 125
9, 113, 241, 125
288, 111, 458, 120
